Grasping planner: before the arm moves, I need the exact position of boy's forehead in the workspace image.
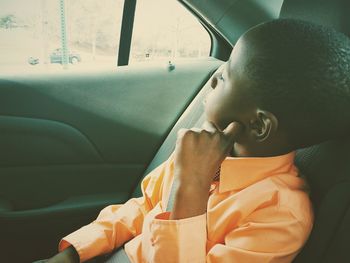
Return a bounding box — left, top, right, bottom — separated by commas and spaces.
226, 40, 246, 77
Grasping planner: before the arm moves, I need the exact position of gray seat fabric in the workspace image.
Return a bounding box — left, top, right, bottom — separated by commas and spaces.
104, 247, 131, 263
293, 139, 350, 263
279, 0, 350, 37
131, 71, 214, 198
101, 69, 217, 263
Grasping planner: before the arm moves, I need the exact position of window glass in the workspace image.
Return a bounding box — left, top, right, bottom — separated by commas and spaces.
130, 0, 211, 64
0, 0, 123, 73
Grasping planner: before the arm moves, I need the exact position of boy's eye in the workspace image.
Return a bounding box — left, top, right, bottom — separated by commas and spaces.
218, 73, 225, 81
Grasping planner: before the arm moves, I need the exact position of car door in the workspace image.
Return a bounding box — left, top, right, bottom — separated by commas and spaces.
0, 0, 228, 262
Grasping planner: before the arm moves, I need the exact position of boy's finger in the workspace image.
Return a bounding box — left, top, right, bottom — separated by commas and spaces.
190, 127, 202, 133
202, 121, 218, 133
223, 122, 243, 140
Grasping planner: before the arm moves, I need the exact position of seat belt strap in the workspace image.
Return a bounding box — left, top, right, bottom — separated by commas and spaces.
104, 70, 219, 263
104, 246, 131, 263
103, 88, 207, 263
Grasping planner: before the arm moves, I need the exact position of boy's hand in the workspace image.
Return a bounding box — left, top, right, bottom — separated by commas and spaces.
174, 121, 243, 191
170, 121, 243, 220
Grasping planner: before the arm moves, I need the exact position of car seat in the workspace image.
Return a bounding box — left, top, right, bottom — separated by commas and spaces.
126, 0, 350, 262
280, 0, 350, 262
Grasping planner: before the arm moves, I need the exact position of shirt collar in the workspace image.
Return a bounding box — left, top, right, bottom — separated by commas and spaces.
218, 151, 296, 193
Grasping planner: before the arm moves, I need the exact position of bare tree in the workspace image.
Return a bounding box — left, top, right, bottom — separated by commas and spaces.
0, 14, 17, 29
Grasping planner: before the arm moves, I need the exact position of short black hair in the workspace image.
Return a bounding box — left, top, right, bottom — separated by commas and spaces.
243, 18, 350, 147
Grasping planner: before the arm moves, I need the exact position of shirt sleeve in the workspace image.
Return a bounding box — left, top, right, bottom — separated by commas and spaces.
59, 160, 170, 262
206, 206, 312, 263
141, 211, 208, 262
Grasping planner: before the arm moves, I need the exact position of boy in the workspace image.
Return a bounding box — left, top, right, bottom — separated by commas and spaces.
45, 19, 350, 262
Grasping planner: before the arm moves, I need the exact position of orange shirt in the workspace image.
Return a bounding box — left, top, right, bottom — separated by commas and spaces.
60, 151, 313, 262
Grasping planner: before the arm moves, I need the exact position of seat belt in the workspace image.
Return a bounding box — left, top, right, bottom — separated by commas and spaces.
104, 103, 206, 263
131, 68, 219, 198
104, 247, 131, 263
104, 68, 219, 263
105, 105, 206, 263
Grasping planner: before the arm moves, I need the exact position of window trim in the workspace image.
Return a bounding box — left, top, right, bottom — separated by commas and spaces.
178, 0, 232, 61
117, 0, 137, 66
117, 0, 227, 66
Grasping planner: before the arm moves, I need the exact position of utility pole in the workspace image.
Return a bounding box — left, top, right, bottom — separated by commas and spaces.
41, 0, 49, 67
59, 0, 69, 69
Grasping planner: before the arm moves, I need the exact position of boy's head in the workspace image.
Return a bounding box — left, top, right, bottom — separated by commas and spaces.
205, 19, 350, 157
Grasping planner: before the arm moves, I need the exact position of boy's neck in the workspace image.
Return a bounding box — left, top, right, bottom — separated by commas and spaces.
232, 142, 293, 158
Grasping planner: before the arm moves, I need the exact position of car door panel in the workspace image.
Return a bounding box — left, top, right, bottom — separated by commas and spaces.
0, 58, 222, 261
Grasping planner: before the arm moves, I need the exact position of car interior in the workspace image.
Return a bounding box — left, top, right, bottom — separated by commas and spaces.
0, 0, 349, 262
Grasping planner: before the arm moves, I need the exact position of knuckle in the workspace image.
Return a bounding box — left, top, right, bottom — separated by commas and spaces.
200, 129, 211, 136
185, 129, 195, 136
201, 130, 213, 136
178, 129, 195, 139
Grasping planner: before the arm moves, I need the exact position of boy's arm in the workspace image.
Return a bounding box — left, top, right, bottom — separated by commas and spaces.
170, 122, 242, 220
136, 122, 243, 262
47, 159, 170, 263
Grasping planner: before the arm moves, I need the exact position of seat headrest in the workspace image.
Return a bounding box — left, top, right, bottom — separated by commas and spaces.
281, 0, 350, 205
280, 0, 350, 37
295, 137, 350, 210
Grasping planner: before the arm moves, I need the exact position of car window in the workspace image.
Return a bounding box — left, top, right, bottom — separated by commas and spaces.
0, 0, 210, 74
0, 0, 123, 73
129, 0, 211, 65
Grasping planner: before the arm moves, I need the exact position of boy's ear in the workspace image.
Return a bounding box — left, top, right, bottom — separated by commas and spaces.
249, 110, 278, 142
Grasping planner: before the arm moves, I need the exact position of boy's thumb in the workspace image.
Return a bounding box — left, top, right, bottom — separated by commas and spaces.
223, 122, 244, 140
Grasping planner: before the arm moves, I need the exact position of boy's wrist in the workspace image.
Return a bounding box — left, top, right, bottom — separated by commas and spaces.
170, 183, 209, 220
174, 170, 213, 192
